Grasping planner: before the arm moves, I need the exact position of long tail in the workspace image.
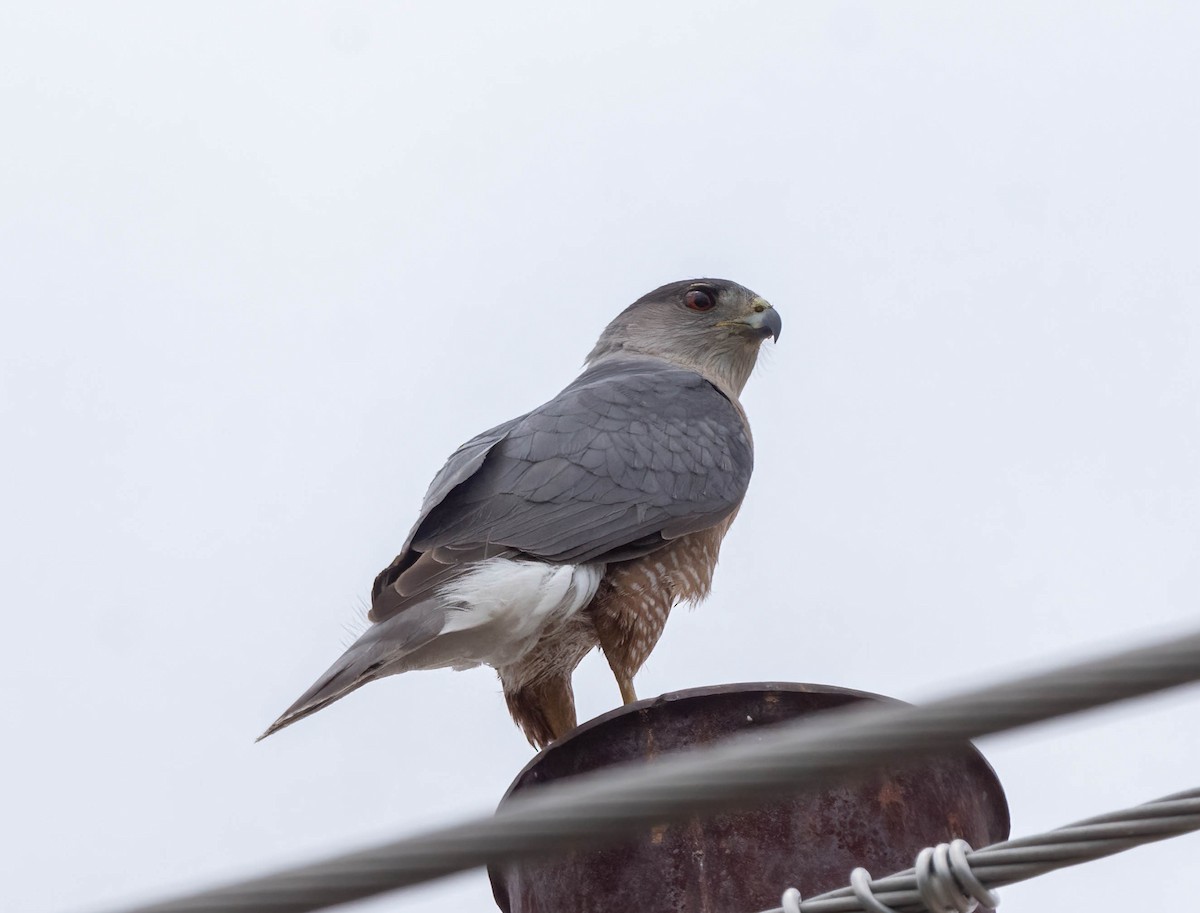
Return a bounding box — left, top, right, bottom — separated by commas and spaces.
257, 603, 446, 741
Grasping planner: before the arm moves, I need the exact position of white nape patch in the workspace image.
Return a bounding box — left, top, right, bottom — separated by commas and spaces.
437, 558, 603, 668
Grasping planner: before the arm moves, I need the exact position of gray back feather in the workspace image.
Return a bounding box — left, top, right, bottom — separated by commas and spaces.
370, 355, 753, 621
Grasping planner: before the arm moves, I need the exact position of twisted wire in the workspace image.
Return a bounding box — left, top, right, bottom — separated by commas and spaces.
94, 628, 1200, 913
764, 788, 1200, 913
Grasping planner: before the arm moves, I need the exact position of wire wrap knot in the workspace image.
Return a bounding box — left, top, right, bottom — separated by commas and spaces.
780, 887, 803, 913
850, 839, 999, 913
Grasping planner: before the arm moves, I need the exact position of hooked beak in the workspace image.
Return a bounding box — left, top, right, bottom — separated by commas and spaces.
724, 299, 782, 342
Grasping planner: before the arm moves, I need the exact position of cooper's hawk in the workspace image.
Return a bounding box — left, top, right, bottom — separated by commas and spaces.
262, 278, 780, 747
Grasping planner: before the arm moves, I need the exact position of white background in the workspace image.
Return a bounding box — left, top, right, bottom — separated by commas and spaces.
2, 3, 1197, 911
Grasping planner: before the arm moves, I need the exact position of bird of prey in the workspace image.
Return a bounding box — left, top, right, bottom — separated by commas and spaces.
262, 278, 780, 748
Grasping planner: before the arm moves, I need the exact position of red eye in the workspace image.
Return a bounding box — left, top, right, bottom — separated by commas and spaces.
685, 289, 715, 311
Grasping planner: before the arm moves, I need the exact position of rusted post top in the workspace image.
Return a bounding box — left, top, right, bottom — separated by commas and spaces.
489, 682, 1010, 913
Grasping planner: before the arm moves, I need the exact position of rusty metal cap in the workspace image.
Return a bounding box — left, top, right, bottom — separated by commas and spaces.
489, 682, 1009, 913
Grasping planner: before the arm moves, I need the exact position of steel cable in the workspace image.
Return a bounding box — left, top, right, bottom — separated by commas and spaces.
767, 788, 1200, 913
94, 628, 1200, 913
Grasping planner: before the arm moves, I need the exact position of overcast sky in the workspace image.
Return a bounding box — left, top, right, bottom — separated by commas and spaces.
2, 3, 1198, 912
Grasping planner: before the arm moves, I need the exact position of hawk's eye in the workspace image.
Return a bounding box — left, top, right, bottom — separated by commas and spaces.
685, 289, 716, 311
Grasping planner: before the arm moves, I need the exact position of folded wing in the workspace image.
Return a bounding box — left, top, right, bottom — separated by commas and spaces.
370, 355, 754, 622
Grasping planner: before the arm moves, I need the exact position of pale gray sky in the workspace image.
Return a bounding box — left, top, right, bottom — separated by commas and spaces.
2, 3, 1198, 911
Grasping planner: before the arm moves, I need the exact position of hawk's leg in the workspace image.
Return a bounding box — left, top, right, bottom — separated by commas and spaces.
592, 600, 642, 705
590, 619, 638, 705
608, 656, 639, 705
498, 613, 595, 748
503, 674, 578, 749
590, 561, 682, 708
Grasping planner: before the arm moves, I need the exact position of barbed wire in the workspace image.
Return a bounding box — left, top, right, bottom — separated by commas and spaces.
95, 627, 1200, 913
761, 787, 1200, 913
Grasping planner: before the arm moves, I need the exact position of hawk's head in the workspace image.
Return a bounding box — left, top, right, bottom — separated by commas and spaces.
587, 278, 781, 396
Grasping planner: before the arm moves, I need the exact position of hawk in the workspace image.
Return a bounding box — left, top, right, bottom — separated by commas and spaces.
262, 278, 780, 748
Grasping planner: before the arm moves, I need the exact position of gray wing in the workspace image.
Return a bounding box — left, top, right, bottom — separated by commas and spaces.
370, 356, 753, 621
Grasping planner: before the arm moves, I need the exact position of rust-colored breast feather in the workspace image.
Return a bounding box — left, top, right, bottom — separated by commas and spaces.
501, 516, 737, 748
589, 517, 735, 681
